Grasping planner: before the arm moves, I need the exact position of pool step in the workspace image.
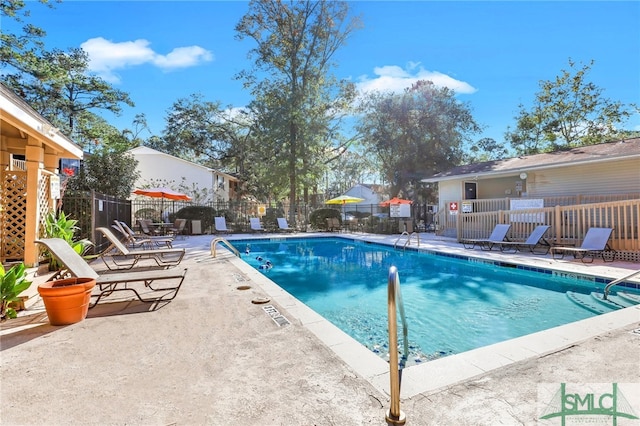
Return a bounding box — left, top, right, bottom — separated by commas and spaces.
566, 291, 616, 315
590, 292, 634, 309
618, 291, 640, 305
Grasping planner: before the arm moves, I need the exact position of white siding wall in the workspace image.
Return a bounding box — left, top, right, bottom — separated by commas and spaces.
527, 158, 640, 197
438, 180, 461, 210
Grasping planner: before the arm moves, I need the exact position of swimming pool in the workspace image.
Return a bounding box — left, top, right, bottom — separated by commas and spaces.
236, 237, 633, 363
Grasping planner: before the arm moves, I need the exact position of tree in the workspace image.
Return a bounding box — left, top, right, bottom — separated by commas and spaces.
0, 0, 53, 75
465, 137, 509, 163
235, 0, 361, 218
357, 80, 481, 201
67, 147, 139, 199
154, 94, 233, 168
506, 59, 636, 154
3, 47, 134, 137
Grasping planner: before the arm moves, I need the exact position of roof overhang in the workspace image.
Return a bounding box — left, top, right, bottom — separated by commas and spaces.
1, 85, 83, 159
421, 153, 640, 183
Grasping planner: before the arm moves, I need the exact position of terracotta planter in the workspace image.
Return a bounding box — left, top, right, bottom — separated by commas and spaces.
37, 278, 96, 326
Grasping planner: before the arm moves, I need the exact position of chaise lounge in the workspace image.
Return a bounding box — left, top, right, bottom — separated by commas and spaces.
498, 225, 552, 254
550, 227, 616, 263
461, 224, 511, 251
36, 238, 187, 307
97, 227, 185, 270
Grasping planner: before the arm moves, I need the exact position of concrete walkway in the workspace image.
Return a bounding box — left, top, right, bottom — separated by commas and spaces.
1, 233, 639, 425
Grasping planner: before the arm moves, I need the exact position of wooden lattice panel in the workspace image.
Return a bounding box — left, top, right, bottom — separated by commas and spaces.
1, 170, 27, 261
37, 171, 51, 236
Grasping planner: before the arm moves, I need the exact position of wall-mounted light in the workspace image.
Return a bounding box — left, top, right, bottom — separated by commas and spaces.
519, 172, 528, 180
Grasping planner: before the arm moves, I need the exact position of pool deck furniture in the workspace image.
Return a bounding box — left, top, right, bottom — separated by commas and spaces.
96, 227, 186, 270
249, 218, 265, 232
113, 220, 174, 249
498, 225, 552, 254
214, 217, 231, 234
326, 217, 340, 232
36, 238, 187, 307
551, 227, 616, 263
461, 224, 512, 251
277, 218, 295, 233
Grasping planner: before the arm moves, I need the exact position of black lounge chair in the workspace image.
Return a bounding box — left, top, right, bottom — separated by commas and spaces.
36, 238, 187, 307
498, 225, 552, 254
461, 224, 511, 251
551, 227, 616, 263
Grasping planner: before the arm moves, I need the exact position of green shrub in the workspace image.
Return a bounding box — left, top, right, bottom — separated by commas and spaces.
174, 206, 216, 232
1, 263, 32, 320
309, 208, 341, 230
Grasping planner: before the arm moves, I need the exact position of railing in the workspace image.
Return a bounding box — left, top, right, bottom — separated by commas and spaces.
385, 266, 407, 425
603, 270, 640, 300
394, 232, 420, 250
210, 237, 241, 258
445, 199, 640, 258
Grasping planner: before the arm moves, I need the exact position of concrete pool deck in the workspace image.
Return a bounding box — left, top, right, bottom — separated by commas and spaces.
1, 232, 639, 425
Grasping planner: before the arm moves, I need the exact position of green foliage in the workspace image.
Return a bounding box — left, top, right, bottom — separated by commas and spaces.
506, 59, 636, 155
1, 263, 33, 320
3, 47, 134, 136
42, 210, 93, 270
465, 137, 510, 163
173, 206, 216, 233
67, 147, 140, 199
357, 80, 480, 200
309, 208, 340, 230
235, 0, 362, 210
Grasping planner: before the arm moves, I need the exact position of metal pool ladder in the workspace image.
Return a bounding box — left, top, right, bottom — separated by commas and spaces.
394, 232, 420, 250
603, 269, 640, 300
386, 266, 408, 425
210, 237, 241, 258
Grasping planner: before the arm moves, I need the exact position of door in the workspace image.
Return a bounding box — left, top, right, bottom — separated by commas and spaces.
464, 182, 477, 200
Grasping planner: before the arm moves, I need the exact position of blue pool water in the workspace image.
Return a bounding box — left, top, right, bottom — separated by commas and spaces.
238, 238, 608, 362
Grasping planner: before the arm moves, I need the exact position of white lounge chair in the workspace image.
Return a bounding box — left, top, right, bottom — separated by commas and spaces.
113, 220, 173, 249
277, 218, 295, 233
551, 227, 616, 263
214, 217, 230, 234
250, 218, 265, 232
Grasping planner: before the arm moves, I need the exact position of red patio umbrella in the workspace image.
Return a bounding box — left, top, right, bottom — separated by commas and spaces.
379, 197, 412, 207
133, 187, 192, 201
133, 187, 192, 221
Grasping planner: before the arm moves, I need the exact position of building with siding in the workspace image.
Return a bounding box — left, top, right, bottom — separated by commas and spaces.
422, 138, 640, 212
127, 146, 238, 203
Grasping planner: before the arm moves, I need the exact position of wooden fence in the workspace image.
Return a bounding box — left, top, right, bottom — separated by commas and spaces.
441, 198, 639, 261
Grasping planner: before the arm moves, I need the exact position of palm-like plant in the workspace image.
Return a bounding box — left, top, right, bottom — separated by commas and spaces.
1, 263, 32, 320
42, 210, 93, 270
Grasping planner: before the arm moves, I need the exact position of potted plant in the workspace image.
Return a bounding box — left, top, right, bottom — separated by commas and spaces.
37, 276, 96, 326
1, 263, 33, 321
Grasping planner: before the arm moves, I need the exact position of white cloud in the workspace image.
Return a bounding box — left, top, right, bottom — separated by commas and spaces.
356, 63, 477, 95
80, 37, 213, 83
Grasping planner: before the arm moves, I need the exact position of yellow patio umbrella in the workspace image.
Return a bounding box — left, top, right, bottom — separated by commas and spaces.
325, 195, 365, 205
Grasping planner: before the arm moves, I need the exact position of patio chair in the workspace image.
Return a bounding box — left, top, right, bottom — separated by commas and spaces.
550, 227, 616, 263
167, 219, 187, 238
214, 217, 231, 234
117, 220, 174, 248
498, 225, 552, 254
35, 238, 187, 307
139, 219, 161, 236
96, 227, 185, 270
277, 218, 295, 233
326, 217, 340, 232
249, 218, 265, 232
461, 224, 511, 251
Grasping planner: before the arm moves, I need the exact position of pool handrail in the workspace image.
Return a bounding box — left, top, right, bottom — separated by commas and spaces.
386, 266, 407, 425
394, 231, 420, 250
210, 237, 241, 258
603, 269, 640, 300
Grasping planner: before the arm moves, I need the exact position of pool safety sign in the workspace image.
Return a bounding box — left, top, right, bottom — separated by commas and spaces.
449, 202, 458, 215
257, 204, 266, 216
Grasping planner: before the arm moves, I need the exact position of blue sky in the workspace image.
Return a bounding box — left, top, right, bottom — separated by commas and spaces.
15, 1, 640, 146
